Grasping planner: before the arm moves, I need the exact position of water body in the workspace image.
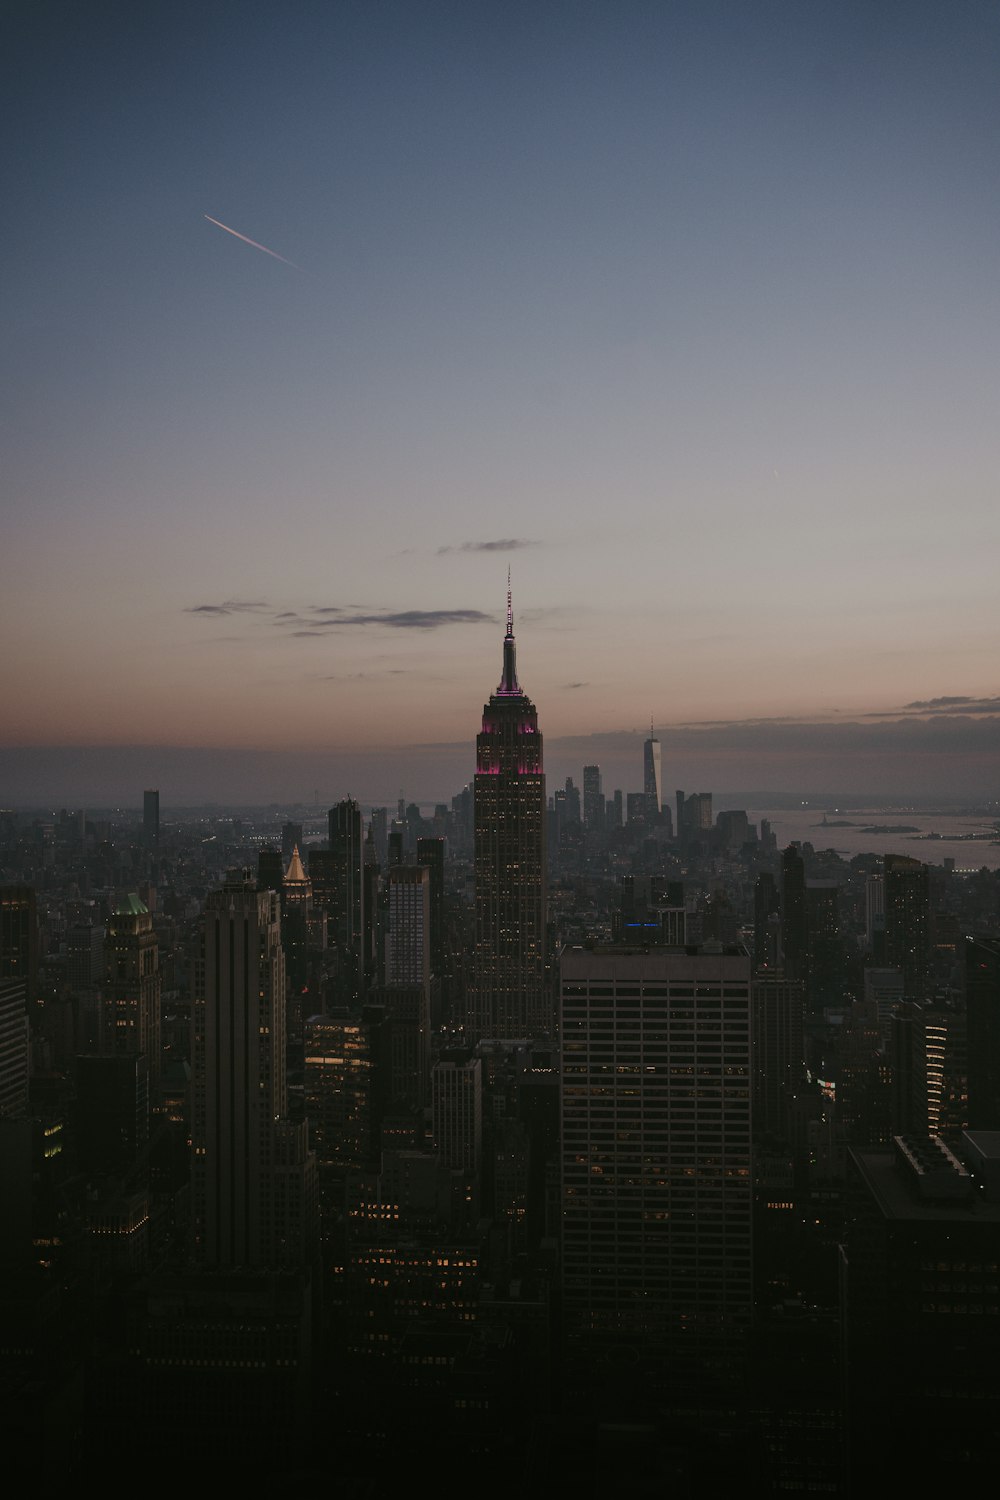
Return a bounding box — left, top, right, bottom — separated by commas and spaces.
752, 806, 1000, 871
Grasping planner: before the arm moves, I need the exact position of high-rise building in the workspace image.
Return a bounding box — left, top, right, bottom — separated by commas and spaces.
561, 943, 753, 1360
432, 1053, 482, 1174
0, 977, 28, 1119
780, 844, 807, 982
582, 765, 604, 831
752, 971, 805, 1140
385, 865, 430, 989
192, 872, 315, 1269
469, 584, 547, 1041
0, 886, 38, 1010
312, 799, 366, 1004
643, 726, 662, 816
884, 854, 931, 997
966, 935, 1000, 1129
415, 836, 445, 975
143, 789, 159, 851
104, 893, 161, 1090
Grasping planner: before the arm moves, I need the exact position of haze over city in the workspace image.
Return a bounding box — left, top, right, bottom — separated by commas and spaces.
4, 1, 998, 804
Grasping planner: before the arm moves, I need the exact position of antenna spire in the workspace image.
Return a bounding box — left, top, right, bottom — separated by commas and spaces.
497, 570, 521, 696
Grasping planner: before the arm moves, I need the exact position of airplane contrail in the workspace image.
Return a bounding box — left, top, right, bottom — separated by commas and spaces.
204, 214, 299, 268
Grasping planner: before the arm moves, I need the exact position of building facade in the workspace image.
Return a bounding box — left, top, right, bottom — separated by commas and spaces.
469, 586, 548, 1041
560, 944, 753, 1357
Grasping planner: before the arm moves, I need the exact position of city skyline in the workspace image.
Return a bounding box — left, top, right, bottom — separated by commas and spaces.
4, 3, 999, 803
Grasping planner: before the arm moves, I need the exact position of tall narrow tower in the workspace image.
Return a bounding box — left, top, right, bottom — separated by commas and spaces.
643, 722, 662, 817
192, 872, 315, 1269
470, 580, 548, 1041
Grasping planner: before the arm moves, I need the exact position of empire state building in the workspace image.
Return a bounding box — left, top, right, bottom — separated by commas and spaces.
469, 584, 548, 1041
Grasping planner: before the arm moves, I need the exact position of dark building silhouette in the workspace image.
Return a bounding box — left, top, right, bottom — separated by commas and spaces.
192, 872, 315, 1269
884, 854, 931, 998
0, 886, 38, 1011
469, 584, 547, 1041
643, 728, 662, 816
752, 972, 805, 1141
841, 1134, 1000, 1491
142, 788, 159, 850
966, 935, 1000, 1128
780, 845, 807, 983
416, 835, 445, 978
561, 944, 753, 1364
104, 893, 161, 1092
754, 870, 781, 968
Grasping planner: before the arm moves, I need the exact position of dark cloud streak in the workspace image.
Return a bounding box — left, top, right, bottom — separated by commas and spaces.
437, 538, 537, 555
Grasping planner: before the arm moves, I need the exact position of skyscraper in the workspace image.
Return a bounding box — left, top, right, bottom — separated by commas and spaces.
884, 854, 931, 998
143, 788, 159, 850
104, 893, 162, 1091
469, 582, 547, 1041
561, 943, 753, 1358
386, 864, 431, 989
312, 799, 366, 1004
582, 764, 604, 831
966, 935, 1000, 1128
643, 724, 662, 816
192, 872, 314, 1269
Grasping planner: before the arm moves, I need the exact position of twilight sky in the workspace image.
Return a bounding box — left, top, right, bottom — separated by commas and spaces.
3, 0, 999, 806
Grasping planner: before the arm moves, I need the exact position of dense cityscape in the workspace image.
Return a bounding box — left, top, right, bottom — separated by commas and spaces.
6, 4, 1000, 1493
2, 601, 999, 1492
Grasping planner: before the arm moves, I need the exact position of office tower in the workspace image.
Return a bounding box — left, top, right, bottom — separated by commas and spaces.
380, 983, 430, 1112
329, 799, 365, 948
686, 791, 713, 830
754, 871, 781, 968
257, 845, 284, 892
469, 584, 547, 1041
282, 845, 313, 990
385, 865, 431, 989
892, 1000, 967, 1137
281, 820, 303, 861
305, 1011, 380, 1181
752, 972, 805, 1140
0, 886, 38, 1009
884, 855, 931, 997
76, 1053, 149, 1176
583, 765, 604, 831
432, 1053, 482, 1174
864, 873, 885, 958
643, 725, 662, 816
0, 977, 28, 1119
780, 845, 807, 982
143, 789, 159, 851
625, 791, 647, 825
313, 799, 366, 1004
966, 935, 1000, 1128
369, 806, 389, 867
841, 1135, 1000, 1489
104, 894, 161, 1090
561, 944, 753, 1360
192, 872, 314, 1269
716, 808, 749, 848
416, 836, 445, 975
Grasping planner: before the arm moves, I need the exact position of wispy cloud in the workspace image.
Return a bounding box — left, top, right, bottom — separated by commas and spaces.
437, 538, 537, 555
896, 695, 1000, 716
563, 682, 588, 690
185, 599, 270, 616
290, 608, 493, 633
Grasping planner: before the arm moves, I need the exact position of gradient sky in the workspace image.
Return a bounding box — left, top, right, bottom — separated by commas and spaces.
3, 1, 999, 804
